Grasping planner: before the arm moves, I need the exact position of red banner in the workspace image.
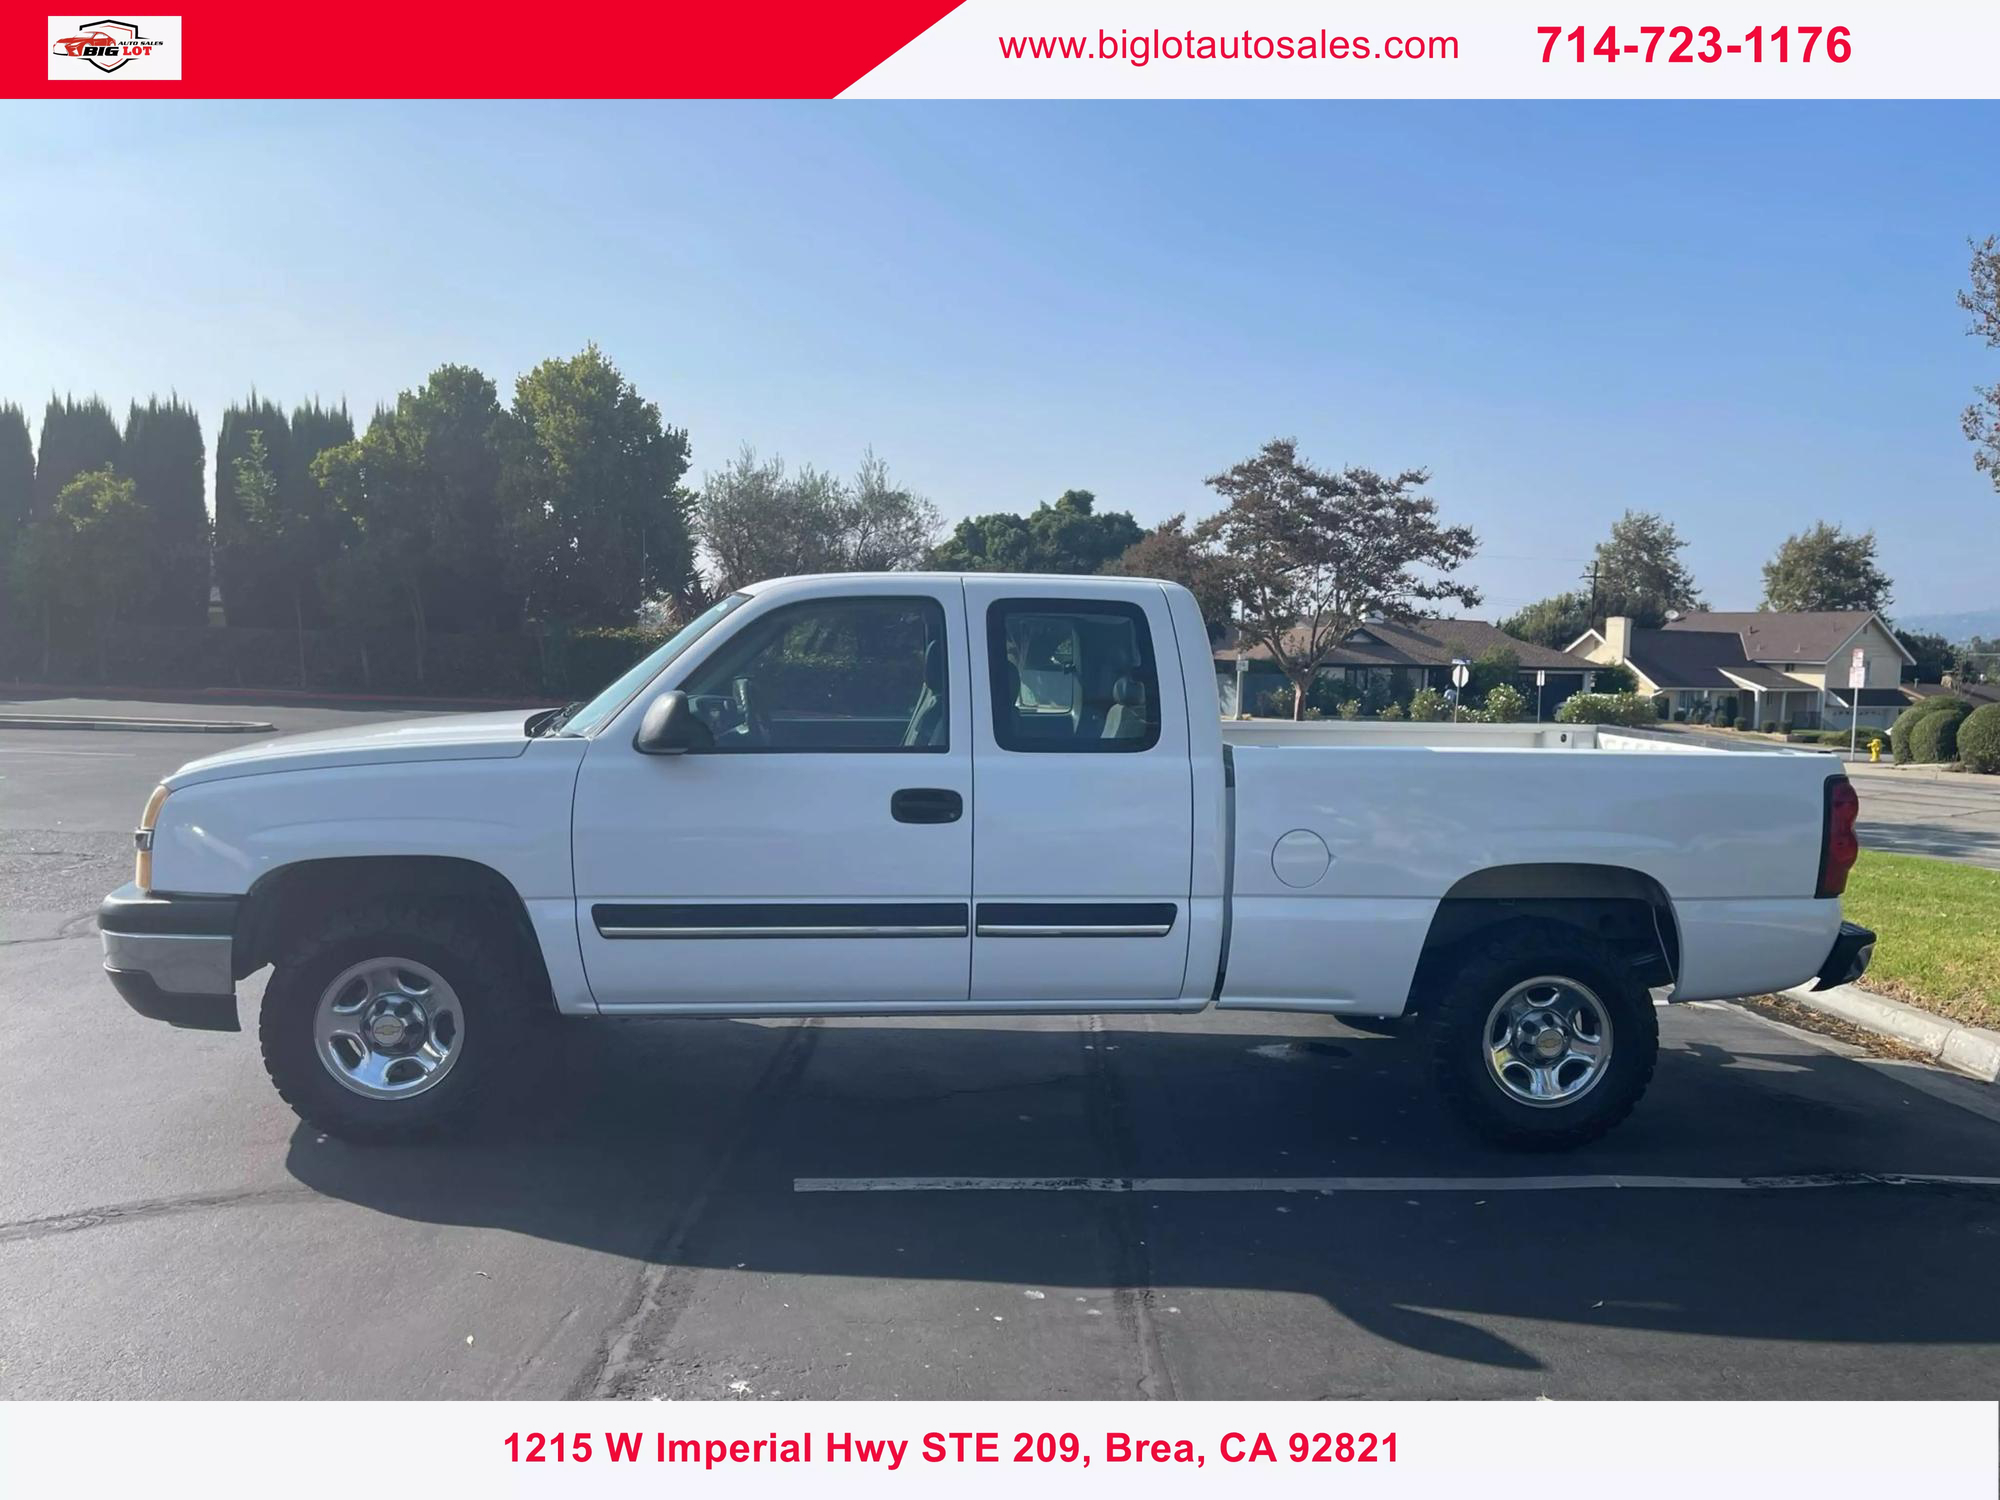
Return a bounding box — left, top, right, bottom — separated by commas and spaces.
17, 1, 968, 98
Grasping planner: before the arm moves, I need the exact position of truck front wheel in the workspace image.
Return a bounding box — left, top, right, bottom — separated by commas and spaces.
259, 903, 524, 1143
1428, 928, 1658, 1150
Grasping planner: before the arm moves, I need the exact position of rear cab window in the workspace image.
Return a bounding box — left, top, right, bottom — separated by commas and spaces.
986, 597, 1161, 752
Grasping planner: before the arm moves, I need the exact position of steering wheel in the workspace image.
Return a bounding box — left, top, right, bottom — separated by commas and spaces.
732, 675, 772, 747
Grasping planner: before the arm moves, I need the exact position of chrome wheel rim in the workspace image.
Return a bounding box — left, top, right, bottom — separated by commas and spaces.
312, 957, 464, 1100
1482, 976, 1611, 1109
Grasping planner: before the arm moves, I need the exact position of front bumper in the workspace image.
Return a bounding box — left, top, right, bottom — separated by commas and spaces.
98, 883, 242, 1032
1810, 920, 1876, 991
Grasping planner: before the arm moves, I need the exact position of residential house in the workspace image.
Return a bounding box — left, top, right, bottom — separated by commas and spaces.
1215, 618, 1598, 717
1569, 611, 1915, 731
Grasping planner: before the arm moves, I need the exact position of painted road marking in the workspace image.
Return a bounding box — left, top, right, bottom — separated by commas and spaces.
795, 1172, 2000, 1194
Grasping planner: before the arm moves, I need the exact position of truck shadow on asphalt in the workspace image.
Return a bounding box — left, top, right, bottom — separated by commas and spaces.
283, 1015, 2000, 1383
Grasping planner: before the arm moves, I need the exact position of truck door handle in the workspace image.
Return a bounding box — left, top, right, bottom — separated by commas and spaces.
891, 788, 962, 824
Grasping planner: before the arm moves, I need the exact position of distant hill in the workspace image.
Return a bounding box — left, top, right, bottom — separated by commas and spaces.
1894, 609, 2000, 643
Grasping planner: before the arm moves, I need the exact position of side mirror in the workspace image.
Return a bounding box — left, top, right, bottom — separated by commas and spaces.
634, 691, 713, 755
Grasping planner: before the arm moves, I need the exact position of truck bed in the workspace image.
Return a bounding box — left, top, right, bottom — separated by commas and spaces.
1220, 719, 1822, 755
1213, 719, 1845, 1015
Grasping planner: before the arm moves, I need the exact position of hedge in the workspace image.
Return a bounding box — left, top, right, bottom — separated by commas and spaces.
1908, 701, 1972, 764
1891, 696, 1967, 764
1960, 704, 2000, 774
0, 621, 665, 700
1554, 691, 1658, 728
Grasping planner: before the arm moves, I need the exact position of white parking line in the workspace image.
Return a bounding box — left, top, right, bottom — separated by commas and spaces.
794, 1172, 2000, 1194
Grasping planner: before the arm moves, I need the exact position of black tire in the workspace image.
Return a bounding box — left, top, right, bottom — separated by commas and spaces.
1428, 926, 1658, 1150
259, 901, 527, 1144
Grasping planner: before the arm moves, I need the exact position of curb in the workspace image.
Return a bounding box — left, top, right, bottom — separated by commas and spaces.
1781, 982, 2000, 1082
0, 714, 276, 735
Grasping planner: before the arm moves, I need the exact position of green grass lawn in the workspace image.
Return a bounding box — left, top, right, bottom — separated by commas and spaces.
1840, 851, 2000, 1029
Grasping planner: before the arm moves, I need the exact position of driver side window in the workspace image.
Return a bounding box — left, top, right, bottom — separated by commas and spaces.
677, 596, 949, 753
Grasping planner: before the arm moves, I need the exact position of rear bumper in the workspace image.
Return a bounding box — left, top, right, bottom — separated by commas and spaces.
1811, 920, 1876, 991
98, 883, 241, 1032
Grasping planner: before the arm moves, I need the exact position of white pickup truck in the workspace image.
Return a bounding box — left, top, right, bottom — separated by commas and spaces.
99, 573, 1872, 1149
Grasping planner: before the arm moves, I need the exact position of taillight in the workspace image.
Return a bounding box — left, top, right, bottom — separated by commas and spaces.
1817, 776, 1859, 897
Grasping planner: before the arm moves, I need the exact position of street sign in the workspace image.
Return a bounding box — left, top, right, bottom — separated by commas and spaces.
1536, 669, 1547, 687
1848, 647, 1866, 690
1450, 660, 1471, 689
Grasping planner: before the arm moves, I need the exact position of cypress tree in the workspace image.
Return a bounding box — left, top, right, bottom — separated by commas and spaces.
0, 402, 31, 568
282, 399, 354, 625
123, 397, 210, 626
33, 395, 121, 518
214, 395, 291, 626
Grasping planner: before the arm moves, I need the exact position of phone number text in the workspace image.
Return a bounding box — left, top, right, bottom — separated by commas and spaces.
1539, 24, 1852, 62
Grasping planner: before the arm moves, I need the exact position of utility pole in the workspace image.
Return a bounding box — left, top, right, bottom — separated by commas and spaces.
1580, 562, 1601, 625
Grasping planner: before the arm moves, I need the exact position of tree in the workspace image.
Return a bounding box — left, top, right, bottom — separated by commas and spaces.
282, 398, 356, 626
502, 344, 695, 626
1760, 522, 1892, 613
1106, 513, 1235, 639
232, 430, 324, 683
214, 395, 291, 626
844, 450, 942, 573
1592, 510, 1701, 626
1498, 590, 1594, 650
364, 369, 509, 631
40, 468, 150, 676
1202, 438, 1479, 721
696, 446, 938, 593
316, 409, 435, 684
32, 395, 120, 519
1961, 235, 2000, 492
0, 403, 30, 575
123, 397, 209, 626
1895, 629, 1956, 684
930, 489, 1143, 575
1468, 643, 1520, 705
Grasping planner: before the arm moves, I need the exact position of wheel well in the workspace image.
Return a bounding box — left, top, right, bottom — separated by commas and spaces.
1407, 863, 1680, 1012
234, 856, 557, 1013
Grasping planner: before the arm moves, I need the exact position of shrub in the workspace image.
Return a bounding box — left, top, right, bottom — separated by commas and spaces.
1337, 698, 1363, 720
1408, 686, 1446, 722
1377, 701, 1405, 721
1761, 721, 1777, 734
1908, 701, 1972, 764
1673, 709, 1688, 722
1254, 683, 1295, 718
1654, 695, 1670, 719
1891, 696, 1966, 763
1481, 682, 1527, 722
1592, 662, 1639, 695
1959, 703, 2000, 774
1555, 691, 1658, 728
1715, 714, 1736, 730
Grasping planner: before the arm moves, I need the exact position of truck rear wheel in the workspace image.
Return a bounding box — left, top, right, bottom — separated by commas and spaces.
1428, 928, 1658, 1150
259, 903, 524, 1143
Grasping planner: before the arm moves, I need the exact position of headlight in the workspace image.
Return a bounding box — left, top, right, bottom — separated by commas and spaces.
134, 784, 169, 892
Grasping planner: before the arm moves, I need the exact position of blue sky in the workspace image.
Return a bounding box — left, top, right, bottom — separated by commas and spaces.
1, 100, 1993, 617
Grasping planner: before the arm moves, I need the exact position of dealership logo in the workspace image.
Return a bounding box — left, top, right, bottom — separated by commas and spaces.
50, 17, 170, 74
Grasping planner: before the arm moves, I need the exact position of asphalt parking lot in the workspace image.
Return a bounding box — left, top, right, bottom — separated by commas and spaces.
3, 699, 1999, 1400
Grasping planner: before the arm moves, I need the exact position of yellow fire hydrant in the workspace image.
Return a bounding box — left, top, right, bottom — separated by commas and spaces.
1868, 737, 1882, 763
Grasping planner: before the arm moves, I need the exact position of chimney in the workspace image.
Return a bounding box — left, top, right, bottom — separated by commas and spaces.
1604, 616, 1634, 661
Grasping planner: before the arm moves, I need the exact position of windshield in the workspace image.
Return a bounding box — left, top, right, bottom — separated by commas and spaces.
555, 592, 750, 738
